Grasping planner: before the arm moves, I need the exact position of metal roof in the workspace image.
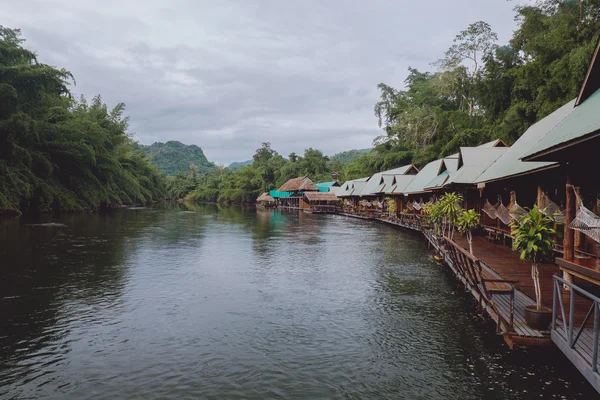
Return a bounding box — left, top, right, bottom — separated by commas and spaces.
391, 174, 416, 194
337, 177, 370, 197
523, 91, 600, 160
329, 186, 343, 196
447, 147, 508, 185
424, 157, 459, 190
399, 159, 444, 195
315, 181, 339, 192
474, 102, 573, 183
269, 190, 293, 198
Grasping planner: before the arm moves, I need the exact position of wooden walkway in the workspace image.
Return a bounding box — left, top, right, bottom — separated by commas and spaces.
452, 236, 595, 328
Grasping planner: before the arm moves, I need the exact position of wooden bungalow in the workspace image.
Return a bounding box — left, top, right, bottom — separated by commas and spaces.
472, 38, 600, 391
397, 158, 445, 212
344, 165, 418, 217
276, 176, 319, 209
302, 192, 340, 213
336, 177, 369, 210
256, 192, 276, 208
472, 109, 572, 242
520, 37, 600, 287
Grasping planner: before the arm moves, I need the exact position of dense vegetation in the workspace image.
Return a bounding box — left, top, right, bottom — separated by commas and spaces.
371, 0, 600, 166
4, 0, 599, 211
167, 0, 600, 203
137, 141, 215, 176
0, 27, 165, 215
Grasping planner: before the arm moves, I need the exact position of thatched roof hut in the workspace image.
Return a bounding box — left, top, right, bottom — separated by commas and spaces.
277, 176, 319, 192
303, 192, 339, 202
257, 192, 275, 203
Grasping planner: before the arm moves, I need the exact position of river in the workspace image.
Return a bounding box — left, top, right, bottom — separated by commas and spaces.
0, 203, 596, 399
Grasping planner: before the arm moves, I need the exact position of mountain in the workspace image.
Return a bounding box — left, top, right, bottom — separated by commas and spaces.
138, 141, 216, 176
227, 160, 253, 171
329, 148, 370, 164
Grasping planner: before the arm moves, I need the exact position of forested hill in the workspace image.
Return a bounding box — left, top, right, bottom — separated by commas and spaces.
329, 149, 370, 164
226, 160, 253, 171
227, 149, 368, 172
0, 27, 165, 215
138, 141, 216, 176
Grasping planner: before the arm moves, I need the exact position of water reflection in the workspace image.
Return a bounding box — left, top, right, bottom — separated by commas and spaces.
0, 204, 596, 399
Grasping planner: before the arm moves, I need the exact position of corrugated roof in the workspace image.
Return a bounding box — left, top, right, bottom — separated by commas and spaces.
329, 186, 343, 196
382, 164, 419, 175
474, 102, 573, 183
391, 174, 416, 194
337, 177, 370, 197
424, 157, 459, 189
523, 91, 600, 160
269, 190, 293, 198
350, 181, 368, 196
447, 147, 508, 185
359, 173, 385, 195
315, 181, 339, 192
399, 159, 444, 195
478, 138, 507, 148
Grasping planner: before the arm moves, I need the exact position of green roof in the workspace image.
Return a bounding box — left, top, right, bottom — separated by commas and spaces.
337, 177, 369, 197
269, 190, 293, 198
391, 174, 416, 194
448, 147, 507, 185
315, 181, 338, 192
523, 90, 600, 160
400, 159, 443, 195
424, 157, 458, 189
474, 102, 573, 183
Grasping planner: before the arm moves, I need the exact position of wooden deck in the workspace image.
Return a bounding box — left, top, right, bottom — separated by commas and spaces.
452, 235, 595, 328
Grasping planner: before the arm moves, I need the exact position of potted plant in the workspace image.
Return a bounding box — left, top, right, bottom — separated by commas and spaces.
510, 205, 556, 330
457, 209, 479, 255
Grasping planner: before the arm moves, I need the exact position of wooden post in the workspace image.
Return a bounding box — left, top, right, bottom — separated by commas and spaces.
509, 191, 517, 233
537, 185, 543, 209
564, 176, 575, 261
574, 186, 584, 251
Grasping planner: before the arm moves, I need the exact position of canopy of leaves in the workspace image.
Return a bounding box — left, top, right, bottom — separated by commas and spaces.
0, 26, 165, 215
372, 1, 600, 167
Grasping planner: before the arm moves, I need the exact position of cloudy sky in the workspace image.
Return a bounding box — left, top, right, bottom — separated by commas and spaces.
5, 0, 526, 165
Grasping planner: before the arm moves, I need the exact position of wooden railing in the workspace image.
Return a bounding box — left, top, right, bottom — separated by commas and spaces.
443, 236, 517, 333
552, 275, 600, 373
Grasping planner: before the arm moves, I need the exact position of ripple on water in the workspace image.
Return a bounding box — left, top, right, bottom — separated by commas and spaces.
0, 206, 597, 399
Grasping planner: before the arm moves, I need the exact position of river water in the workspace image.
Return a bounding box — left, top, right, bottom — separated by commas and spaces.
0, 203, 597, 399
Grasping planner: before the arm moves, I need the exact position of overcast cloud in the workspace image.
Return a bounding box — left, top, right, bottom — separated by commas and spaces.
5, 0, 525, 165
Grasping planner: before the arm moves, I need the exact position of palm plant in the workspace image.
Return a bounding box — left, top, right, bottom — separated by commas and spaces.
438, 192, 464, 239
457, 209, 479, 255
510, 205, 555, 311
